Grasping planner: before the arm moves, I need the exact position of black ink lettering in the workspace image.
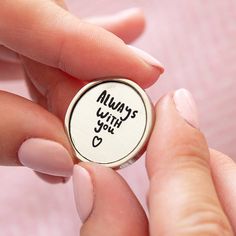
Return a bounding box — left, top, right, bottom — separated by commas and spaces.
131, 110, 138, 118
117, 103, 125, 113
95, 90, 138, 137
94, 120, 103, 133
108, 127, 114, 134
106, 114, 112, 123
120, 106, 132, 121
104, 93, 110, 106
97, 107, 109, 119
108, 97, 121, 110
110, 115, 117, 125
114, 119, 122, 128
97, 90, 107, 103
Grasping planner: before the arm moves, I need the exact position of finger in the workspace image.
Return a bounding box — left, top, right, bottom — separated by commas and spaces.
21, 6, 147, 118
22, 59, 85, 120
210, 149, 236, 232
0, 7, 143, 62
73, 163, 148, 236
85, 8, 145, 44
146, 89, 233, 235
24, 70, 73, 183
0, 8, 144, 64
24, 70, 72, 183
0, 45, 19, 63
0, 1, 163, 88
23, 68, 47, 107
34, 171, 68, 184
0, 91, 74, 177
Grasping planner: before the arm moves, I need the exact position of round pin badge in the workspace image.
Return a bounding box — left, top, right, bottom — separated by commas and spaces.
65, 78, 154, 169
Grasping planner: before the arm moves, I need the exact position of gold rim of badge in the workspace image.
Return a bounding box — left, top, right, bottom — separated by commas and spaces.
64, 78, 154, 169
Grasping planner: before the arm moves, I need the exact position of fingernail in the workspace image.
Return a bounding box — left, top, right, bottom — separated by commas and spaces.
73, 165, 94, 223
18, 138, 73, 177
34, 171, 69, 184
173, 89, 200, 129
117, 7, 142, 18
128, 45, 164, 72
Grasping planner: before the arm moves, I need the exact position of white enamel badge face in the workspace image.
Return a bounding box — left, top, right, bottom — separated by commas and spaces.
65, 79, 153, 168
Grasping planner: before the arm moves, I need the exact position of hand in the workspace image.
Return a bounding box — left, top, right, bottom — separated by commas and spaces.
0, 0, 163, 177
73, 89, 236, 235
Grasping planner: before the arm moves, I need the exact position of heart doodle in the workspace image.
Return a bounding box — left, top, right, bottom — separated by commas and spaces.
92, 136, 102, 148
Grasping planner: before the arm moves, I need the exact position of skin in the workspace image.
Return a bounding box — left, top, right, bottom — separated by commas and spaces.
1, 0, 236, 235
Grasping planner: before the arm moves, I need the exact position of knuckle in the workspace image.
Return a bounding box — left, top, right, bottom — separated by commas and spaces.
167, 131, 210, 168
49, 9, 79, 72
147, 138, 210, 179
56, 17, 84, 73
165, 142, 210, 174
179, 202, 233, 236
54, 13, 71, 71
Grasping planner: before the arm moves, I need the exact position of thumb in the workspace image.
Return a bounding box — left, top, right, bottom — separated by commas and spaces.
146, 89, 233, 235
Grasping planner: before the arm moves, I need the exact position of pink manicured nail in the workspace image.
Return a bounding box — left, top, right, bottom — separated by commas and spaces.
173, 89, 200, 129
18, 138, 73, 177
128, 45, 164, 72
73, 165, 94, 223
86, 8, 142, 26
117, 7, 142, 18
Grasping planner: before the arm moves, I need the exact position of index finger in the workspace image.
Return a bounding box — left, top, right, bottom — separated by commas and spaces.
0, 0, 163, 87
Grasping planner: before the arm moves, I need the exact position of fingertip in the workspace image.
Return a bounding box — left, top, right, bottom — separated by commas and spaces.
115, 8, 146, 43
73, 164, 94, 223
18, 138, 74, 177
127, 45, 164, 88
34, 171, 69, 184
173, 88, 200, 129
73, 163, 148, 236
86, 7, 146, 44
128, 45, 164, 70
